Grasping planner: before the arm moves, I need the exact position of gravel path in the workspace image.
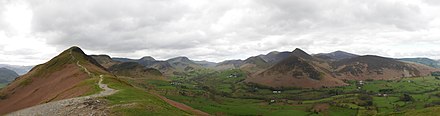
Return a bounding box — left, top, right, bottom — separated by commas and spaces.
7, 75, 117, 116
6, 49, 118, 116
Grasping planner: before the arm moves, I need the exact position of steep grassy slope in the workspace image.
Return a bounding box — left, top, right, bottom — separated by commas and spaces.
244, 49, 438, 88
332, 55, 438, 80
246, 55, 347, 88
245, 48, 346, 88
101, 75, 190, 115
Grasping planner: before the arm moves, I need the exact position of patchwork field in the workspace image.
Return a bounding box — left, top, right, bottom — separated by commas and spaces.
118, 69, 440, 116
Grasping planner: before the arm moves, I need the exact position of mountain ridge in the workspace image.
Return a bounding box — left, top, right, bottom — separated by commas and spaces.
0, 46, 108, 114
399, 58, 440, 68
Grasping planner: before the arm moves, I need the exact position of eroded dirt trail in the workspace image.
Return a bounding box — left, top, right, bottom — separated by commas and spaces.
6, 49, 118, 116
6, 75, 117, 116
151, 92, 210, 116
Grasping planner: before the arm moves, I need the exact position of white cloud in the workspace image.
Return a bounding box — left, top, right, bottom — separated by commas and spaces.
1, 0, 440, 65
0, 0, 57, 65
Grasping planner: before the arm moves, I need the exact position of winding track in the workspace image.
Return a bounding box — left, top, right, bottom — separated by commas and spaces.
6, 49, 117, 116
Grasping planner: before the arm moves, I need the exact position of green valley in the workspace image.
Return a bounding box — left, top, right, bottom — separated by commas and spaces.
118, 68, 440, 116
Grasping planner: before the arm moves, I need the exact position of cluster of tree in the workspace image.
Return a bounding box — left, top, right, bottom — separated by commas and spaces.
432, 72, 440, 77
328, 89, 344, 95
425, 100, 440, 108
399, 93, 414, 102
378, 89, 394, 93
358, 94, 373, 106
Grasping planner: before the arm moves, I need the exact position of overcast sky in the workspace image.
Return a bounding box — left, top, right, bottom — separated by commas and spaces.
1, 0, 440, 65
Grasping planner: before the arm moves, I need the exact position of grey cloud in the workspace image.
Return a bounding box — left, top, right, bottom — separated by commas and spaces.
28, 0, 439, 60
31, 0, 194, 52
1, 0, 439, 64
257, 0, 429, 31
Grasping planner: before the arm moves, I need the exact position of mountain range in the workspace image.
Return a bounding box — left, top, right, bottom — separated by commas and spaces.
399, 58, 440, 68
0, 68, 19, 87
0, 46, 188, 115
1, 46, 440, 115
0, 47, 110, 114
0, 64, 33, 75
90, 48, 439, 88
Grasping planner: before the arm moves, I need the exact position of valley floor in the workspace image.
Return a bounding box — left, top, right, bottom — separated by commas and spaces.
7, 68, 440, 115
127, 69, 440, 116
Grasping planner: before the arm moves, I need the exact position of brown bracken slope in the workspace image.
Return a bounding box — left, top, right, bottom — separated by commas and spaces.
246, 49, 439, 89
245, 48, 347, 88
0, 46, 108, 114
246, 55, 347, 88
332, 55, 438, 80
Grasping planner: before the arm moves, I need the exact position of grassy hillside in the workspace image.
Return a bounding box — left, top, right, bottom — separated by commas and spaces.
101, 75, 190, 115
0, 46, 197, 115
0, 46, 109, 114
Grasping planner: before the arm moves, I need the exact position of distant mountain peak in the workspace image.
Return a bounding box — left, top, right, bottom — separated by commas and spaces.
69, 46, 84, 53
314, 50, 358, 61
267, 51, 280, 55
334, 50, 346, 53
63, 46, 92, 61
168, 56, 192, 63
140, 56, 156, 61
62, 46, 105, 69
193, 60, 218, 68
292, 48, 308, 54
292, 48, 312, 59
